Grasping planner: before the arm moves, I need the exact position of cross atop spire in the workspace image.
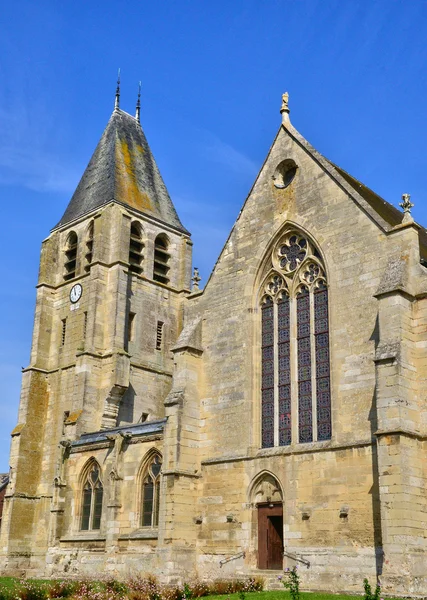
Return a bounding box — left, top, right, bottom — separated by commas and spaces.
115, 68, 121, 110
135, 81, 141, 123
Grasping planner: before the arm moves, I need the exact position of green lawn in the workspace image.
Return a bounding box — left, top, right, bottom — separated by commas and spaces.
0, 579, 387, 600
0, 578, 18, 590
208, 593, 365, 600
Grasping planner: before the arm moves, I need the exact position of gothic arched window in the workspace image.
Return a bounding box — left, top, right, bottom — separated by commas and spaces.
153, 235, 170, 285
64, 231, 78, 281
129, 221, 144, 274
141, 454, 162, 527
260, 231, 331, 448
81, 463, 103, 531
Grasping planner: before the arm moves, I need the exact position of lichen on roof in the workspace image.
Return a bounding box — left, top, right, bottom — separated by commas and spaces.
55, 109, 188, 233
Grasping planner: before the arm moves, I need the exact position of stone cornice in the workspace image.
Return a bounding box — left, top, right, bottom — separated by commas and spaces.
202, 438, 374, 466
375, 428, 427, 441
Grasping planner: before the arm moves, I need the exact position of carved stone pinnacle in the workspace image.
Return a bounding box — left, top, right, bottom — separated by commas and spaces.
191, 267, 201, 292
281, 92, 289, 113
280, 92, 290, 125
399, 193, 414, 214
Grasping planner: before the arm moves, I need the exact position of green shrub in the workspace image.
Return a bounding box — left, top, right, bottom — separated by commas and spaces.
279, 567, 300, 600
127, 575, 161, 600
186, 581, 209, 598
48, 580, 78, 598
104, 579, 128, 596
207, 578, 263, 597
363, 578, 381, 600
19, 580, 49, 600
0, 585, 13, 600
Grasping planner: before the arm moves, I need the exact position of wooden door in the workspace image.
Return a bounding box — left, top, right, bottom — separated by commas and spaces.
257, 504, 284, 570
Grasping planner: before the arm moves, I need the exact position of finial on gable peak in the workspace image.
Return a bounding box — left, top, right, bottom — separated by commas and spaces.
191, 267, 201, 292
115, 68, 121, 110
135, 81, 141, 123
400, 193, 414, 223
280, 91, 290, 125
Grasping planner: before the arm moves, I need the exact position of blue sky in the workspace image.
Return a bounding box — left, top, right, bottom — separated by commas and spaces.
0, 0, 426, 471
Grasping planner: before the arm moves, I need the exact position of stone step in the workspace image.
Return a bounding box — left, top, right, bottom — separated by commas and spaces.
252, 570, 285, 591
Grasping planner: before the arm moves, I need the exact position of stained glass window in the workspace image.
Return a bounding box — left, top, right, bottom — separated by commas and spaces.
81, 464, 103, 531
278, 293, 291, 445
297, 287, 313, 443
314, 282, 331, 440
141, 454, 162, 527
260, 231, 331, 447
279, 236, 307, 271
261, 296, 274, 448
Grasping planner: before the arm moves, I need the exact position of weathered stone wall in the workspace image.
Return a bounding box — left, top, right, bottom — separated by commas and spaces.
3, 113, 427, 595
195, 445, 380, 592
179, 123, 427, 591
0, 199, 192, 577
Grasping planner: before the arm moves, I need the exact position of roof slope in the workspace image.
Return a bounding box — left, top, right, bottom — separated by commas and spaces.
56, 109, 188, 233
329, 162, 403, 228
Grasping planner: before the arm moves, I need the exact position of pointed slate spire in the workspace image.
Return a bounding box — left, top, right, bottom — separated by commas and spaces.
115, 69, 121, 110
55, 107, 188, 233
135, 81, 141, 123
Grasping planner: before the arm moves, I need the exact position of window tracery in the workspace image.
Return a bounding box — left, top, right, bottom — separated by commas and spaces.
141, 453, 162, 527
81, 462, 103, 531
260, 230, 331, 447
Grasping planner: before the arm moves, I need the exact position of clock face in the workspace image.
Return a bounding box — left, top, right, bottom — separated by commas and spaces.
70, 283, 83, 303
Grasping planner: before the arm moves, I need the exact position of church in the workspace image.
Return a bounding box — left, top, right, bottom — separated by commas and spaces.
1, 85, 427, 596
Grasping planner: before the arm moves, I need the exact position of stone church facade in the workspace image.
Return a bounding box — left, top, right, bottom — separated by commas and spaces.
1, 90, 427, 595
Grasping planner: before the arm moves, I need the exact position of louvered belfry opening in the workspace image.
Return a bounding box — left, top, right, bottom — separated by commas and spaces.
64, 232, 78, 281
129, 221, 144, 274
84, 221, 94, 272
153, 234, 170, 284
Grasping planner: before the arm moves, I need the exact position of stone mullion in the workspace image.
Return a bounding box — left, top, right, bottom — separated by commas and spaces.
290, 295, 298, 444
273, 300, 279, 447
310, 290, 318, 442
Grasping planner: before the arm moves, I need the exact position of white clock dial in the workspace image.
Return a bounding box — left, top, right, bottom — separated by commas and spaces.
70, 283, 82, 303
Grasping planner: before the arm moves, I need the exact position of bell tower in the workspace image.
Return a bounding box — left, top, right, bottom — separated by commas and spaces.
0, 86, 192, 571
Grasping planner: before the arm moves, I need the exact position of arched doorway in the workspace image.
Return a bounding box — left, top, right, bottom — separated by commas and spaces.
250, 472, 284, 570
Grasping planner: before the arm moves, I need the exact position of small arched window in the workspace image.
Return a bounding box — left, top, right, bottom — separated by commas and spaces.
84, 221, 94, 272
129, 221, 144, 274
64, 231, 78, 281
260, 231, 331, 448
141, 454, 162, 527
81, 463, 103, 531
153, 235, 170, 285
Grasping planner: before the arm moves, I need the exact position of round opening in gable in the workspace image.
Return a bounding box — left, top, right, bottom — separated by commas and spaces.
273, 159, 298, 189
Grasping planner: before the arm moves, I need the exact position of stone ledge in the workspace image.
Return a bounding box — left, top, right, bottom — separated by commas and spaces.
375, 428, 427, 441
118, 529, 159, 540
60, 535, 106, 543
201, 438, 373, 465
